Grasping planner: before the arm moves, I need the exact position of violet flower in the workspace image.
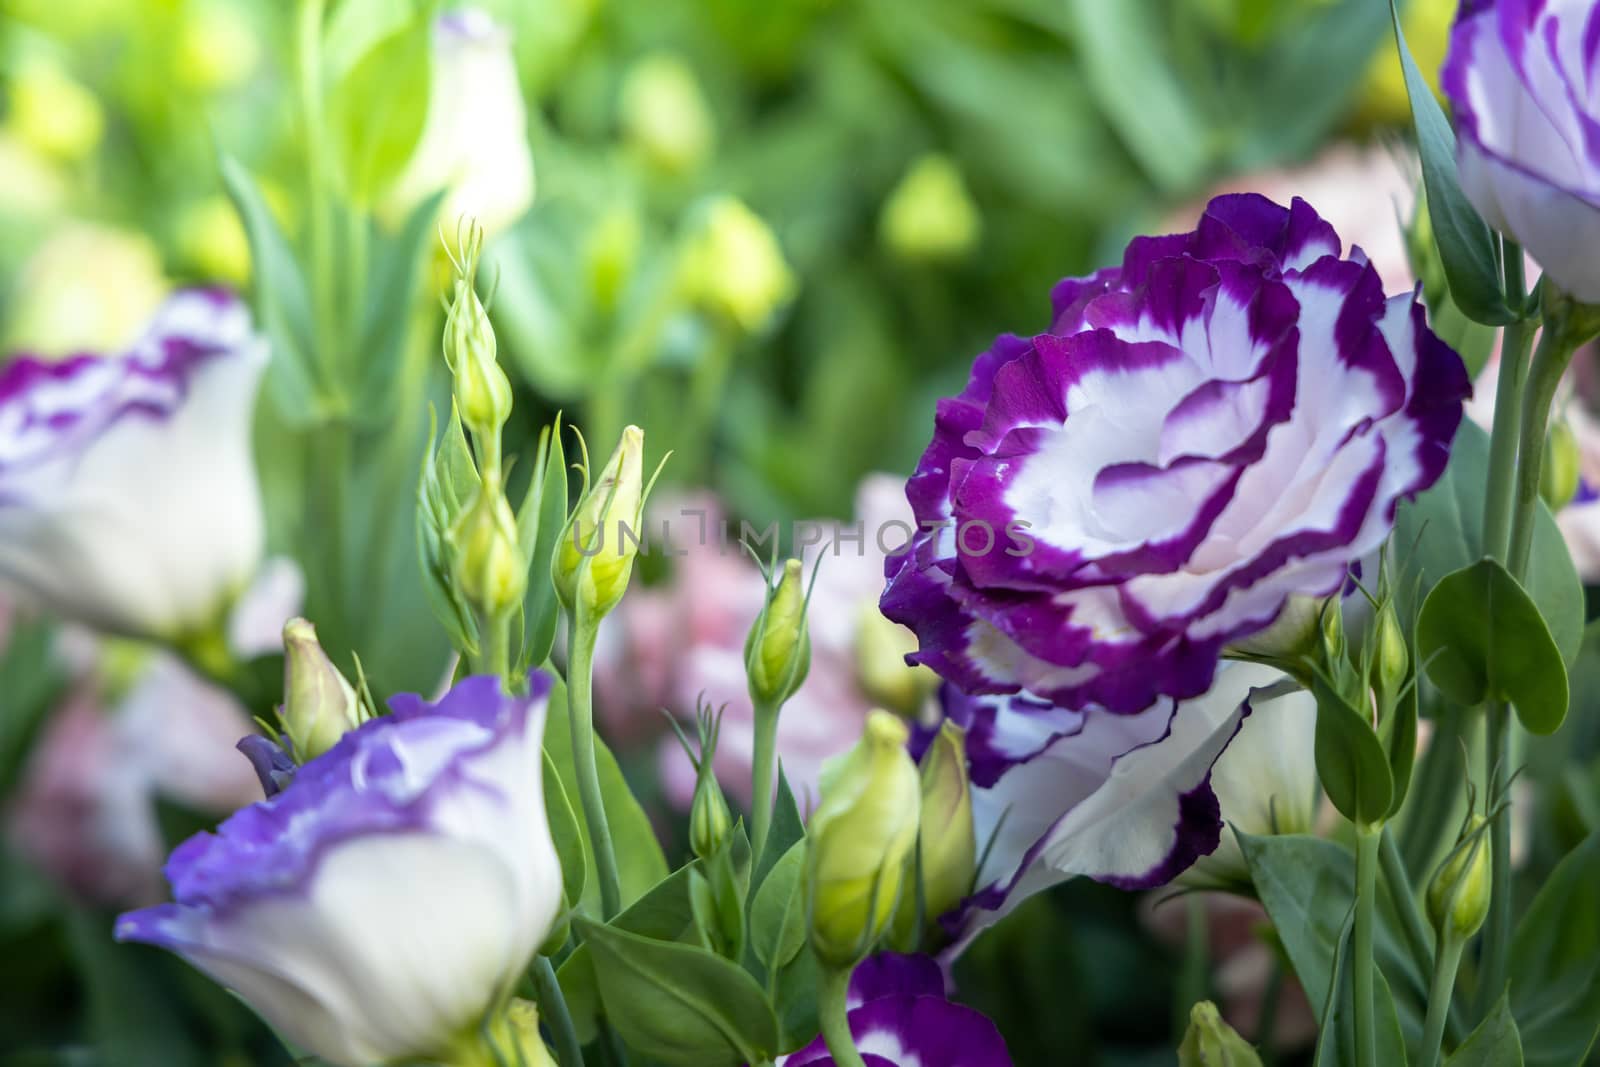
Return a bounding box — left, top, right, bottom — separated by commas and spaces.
882, 193, 1468, 713
1443, 0, 1600, 301
779, 953, 1012, 1066
116, 672, 563, 1067
0, 289, 267, 639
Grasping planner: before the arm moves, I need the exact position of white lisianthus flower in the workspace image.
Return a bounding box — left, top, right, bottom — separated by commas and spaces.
382, 8, 536, 240
117, 671, 564, 1067
0, 289, 267, 640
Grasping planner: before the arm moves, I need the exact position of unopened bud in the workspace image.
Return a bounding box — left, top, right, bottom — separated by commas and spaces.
280, 618, 363, 761
679, 197, 796, 334
620, 53, 714, 176
451, 476, 527, 619
1542, 417, 1582, 512
894, 720, 975, 945
444, 275, 513, 436
807, 710, 921, 967
1427, 814, 1491, 941
746, 559, 810, 708
690, 771, 733, 861
1229, 593, 1324, 662
472, 999, 556, 1067
879, 154, 981, 263
1320, 599, 1346, 663
1177, 1001, 1263, 1067
855, 606, 937, 716
553, 426, 648, 619
1372, 602, 1409, 698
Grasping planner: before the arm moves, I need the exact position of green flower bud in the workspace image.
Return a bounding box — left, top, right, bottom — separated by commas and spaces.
584, 205, 642, 316
443, 276, 513, 437
619, 53, 715, 176
912, 721, 976, 931
746, 558, 811, 708
462, 999, 556, 1067
807, 710, 921, 968
855, 606, 937, 717
553, 426, 647, 619
1427, 815, 1491, 941
1227, 593, 1324, 663
280, 618, 363, 761
1177, 1001, 1263, 1067
450, 475, 527, 620
679, 197, 796, 334
690, 767, 733, 861
1320, 598, 1346, 663
1542, 416, 1582, 512
1372, 601, 1409, 699
879, 154, 981, 263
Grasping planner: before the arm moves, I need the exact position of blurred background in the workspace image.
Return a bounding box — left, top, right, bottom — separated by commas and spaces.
0, 0, 1468, 1063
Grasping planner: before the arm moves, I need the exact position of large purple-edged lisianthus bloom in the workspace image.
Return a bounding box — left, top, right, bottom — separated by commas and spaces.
778, 953, 1012, 1067
1443, 0, 1600, 302
0, 289, 267, 639
116, 672, 563, 1067
932, 661, 1316, 954
882, 193, 1468, 713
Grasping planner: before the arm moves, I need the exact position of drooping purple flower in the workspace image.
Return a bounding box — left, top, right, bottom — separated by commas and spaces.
1442, 0, 1600, 301
116, 672, 563, 1067
934, 661, 1317, 953
882, 193, 1468, 713
0, 289, 267, 639
779, 953, 1012, 1067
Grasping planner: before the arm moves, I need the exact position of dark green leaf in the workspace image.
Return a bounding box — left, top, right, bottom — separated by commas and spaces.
749, 841, 807, 971
576, 917, 780, 1067
519, 420, 568, 669
543, 750, 587, 910
1313, 675, 1394, 827
0, 615, 64, 797
753, 765, 805, 891
1509, 833, 1600, 1067
1393, 420, 1583, 666
1418, 558, 1569, 734
1446, 993, 1523, 1067
1389, 0, 1514, 325
1309, 905, 1409, 1067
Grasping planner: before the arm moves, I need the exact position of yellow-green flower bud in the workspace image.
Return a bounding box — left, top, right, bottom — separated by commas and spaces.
855, 606, 938, 717
679, 197, 796, 334
1229, 593, 1324, 663
1177, 1001, 1263, 1067
746, 558, 810, 708
1427, 815, 1491, 941
914, 721, 976, 925
1320, 598, 1346, 663
280, 618, 363, 761
1542, 417, 1582, 512
465, 999, 556, 1067
178, 196, 251, 286
443, 277, 513, 437
807, 710, 921, 968
879, 154, 981, 263
1372, 601, 1409, 699
451, 476, 527, 620
690, 769, 733, 861
585, 205, 642, 316
175, 1, 261, 91
554, 426, 647, 619
620, 53, 714, 176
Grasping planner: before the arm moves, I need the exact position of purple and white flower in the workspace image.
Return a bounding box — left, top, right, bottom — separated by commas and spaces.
936, 662, 1316, 952
882, 193, 1468, 713
779, 953, 1012, 1067
0, 289, 267, 639
1443, 0, 1600, 302
115, 672, 563, 1067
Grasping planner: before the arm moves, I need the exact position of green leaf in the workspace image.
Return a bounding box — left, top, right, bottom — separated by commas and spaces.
0, 615, 65, 797
542, 750, 587, 910
355, 188, 445, 423
1313, 675, 1394, 828
327, 12, 432, 204
1418, 558, 1569, 734
1066, 0, 1213, 193
753, 765, 805, 891
518, 420, 568, 669
219, 155, 321, 425
1446, 993, 1523, 1067
575, 918, 780, 1067
749, 841, 807, 971
1389, 0, 1514, 325
771, 946, 823, 1054
1508, 832, 1600, 1067
541, 673, 670, 913
557, 864, 699, 1045
1393, 420, 1583, 666
1309, 905, 1409, 1067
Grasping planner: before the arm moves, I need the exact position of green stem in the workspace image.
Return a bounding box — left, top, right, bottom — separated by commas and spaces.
750, 699, 779, 858
531, 955, 585, 1067
1481, 245, 1530, 561
567, 612, 623, 919
294, 0, 338, 391
477, 610, 512, 684
818, 965, 867, 1067
1398, 710, 1466, 882
1506, 326, 1579, 576
1419, 936, 1467, 1067
1353, 826, 1381, 1067
1176, 893, 1209, 1038
1259, 956, 1284, 1067
1476, 702, 1513, 1018
1379, 828, 1435, 982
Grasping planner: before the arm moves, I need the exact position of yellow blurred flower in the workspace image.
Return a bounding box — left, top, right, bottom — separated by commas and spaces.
178, 197, 251, 285
679, 197, 796, 334
1354, 0, 1454, 128
6, 223, 168, 357
7, 59, 103, 163
175, 1, 262, 92
879, 154, 981, 263
620, 53, 715, 176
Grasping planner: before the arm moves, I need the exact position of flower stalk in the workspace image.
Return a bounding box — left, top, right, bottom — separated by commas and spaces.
567, 611, 623, 919
532, 955, 585, 1067
1353, 825, 1381, 1067
817, 965, 868, 1067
